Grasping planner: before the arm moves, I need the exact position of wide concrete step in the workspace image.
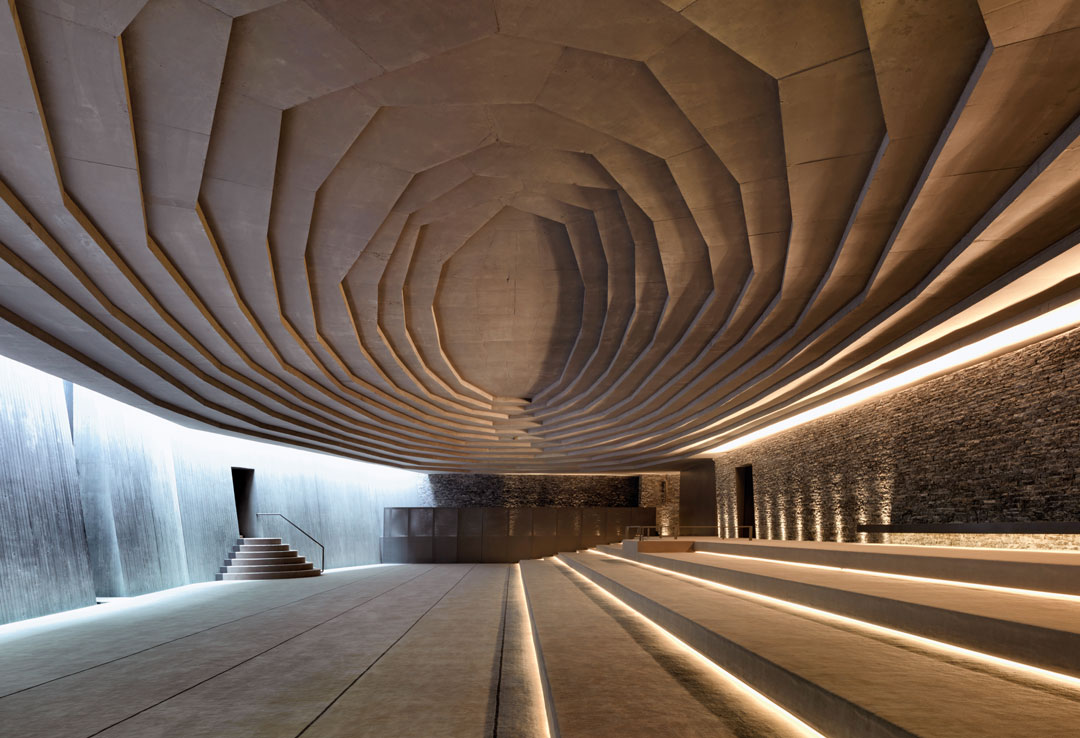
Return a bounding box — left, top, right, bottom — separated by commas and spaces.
232, 543, 290, 553
215, 569, 322, 581
237, 537, 281, 545
223, 556, 307, 567
689, 539, 1080, 595
220, 562, 314, 574
518, 558, 815, 737
232, 549, 296, 558
559, 550, 1080, 738
601, 544, 1080, 678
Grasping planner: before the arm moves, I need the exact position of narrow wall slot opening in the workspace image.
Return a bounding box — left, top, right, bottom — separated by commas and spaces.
231, 467, 255, 538
735, 465, 754, 538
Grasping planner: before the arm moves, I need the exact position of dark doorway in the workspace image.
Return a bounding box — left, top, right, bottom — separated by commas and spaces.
735, 465, 754, 538
231, 467, 255, 538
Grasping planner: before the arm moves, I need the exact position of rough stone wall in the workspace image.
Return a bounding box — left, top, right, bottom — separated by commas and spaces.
639, 473, 680, 534
427, 474, 639, 508
715, 326, 1080, 546
882, 533, 1080, 551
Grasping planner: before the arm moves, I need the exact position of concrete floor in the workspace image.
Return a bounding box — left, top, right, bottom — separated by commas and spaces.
0, 560, 832, 738
0, 564, 545, 738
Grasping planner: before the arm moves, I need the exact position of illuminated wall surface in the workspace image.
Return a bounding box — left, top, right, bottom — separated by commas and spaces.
639, 474, 680, 535
715, 326, 1080, 547
427, 474, 640, 507
0, 355, 431, 625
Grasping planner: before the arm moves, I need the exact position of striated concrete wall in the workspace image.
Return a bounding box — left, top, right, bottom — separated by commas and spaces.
715, 326, 1080, 546
73, 386, 189, 597
427, 474, 639, 508
0, 357, 96, 622
0, 357, 431, 623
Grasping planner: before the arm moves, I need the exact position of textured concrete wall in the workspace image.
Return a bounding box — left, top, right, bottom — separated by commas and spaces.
74, 386, 190, 597
427, 474, 639, 507
639, 473, 680, 534
0, 357, 431, 624
72, 390, 432, 585
171, 433, 240, 584
715, 326, 1080, 545
243, 448, 433, 570
0, 356, 95, 623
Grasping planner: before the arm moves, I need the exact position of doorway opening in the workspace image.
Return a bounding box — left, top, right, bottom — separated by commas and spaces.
231, 467, 255, 538
735, 465, 754, 538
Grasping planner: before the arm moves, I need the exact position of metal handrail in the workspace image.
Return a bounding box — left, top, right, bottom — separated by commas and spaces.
734, 524, 756, 539
627, 525, 663, 540
256, 513, 325, 572
671, 525, 723, 539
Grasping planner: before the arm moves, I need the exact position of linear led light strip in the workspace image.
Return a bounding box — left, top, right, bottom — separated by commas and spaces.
701, 296, 1080, 454
695, 550, 1080, 603
516, 564, 554, 738
549, 557, 826, 738
585, 549, 1080, 690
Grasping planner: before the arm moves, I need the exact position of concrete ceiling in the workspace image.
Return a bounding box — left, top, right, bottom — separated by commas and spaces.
0, 0, 1079, 472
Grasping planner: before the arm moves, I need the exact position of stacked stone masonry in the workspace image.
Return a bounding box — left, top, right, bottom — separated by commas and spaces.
639, 473, 681, 535
427, 474, 639, 508
715, 326, 1080, 548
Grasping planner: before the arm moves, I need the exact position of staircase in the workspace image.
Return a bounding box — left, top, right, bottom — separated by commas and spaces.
216, 537, 321, 581
520, 539, 1080, 737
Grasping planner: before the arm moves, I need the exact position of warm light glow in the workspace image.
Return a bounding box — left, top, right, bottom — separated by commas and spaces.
703, 298, 1080, 454
589, 550, 1080, 689
696, 549, 1080, 603
551, 558, 826, 737
517, 564, 554, 738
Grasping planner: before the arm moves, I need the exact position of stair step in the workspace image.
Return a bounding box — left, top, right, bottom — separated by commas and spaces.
600, 544, 1080, 678
224, 556, 306, 567
215, 569, 322, 581
220, 562, 314, 574
518, 558, 799, 737
232, 543, 289, 552
237, 537, 281, 545
232, 549, 296, 558
689, 539, 1080, 595
559, 550, 1080, 738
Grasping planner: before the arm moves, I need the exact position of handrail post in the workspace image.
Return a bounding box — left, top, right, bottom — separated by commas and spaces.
256, 513, 325, 572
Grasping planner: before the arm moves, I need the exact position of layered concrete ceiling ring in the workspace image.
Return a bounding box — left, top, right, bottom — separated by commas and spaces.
1, 0, 1079, 471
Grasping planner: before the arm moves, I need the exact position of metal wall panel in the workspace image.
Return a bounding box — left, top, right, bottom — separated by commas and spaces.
434, 508, 458, 536
532, 508, 557, 537
409, 508, 432, 537
381, 507, 655, 563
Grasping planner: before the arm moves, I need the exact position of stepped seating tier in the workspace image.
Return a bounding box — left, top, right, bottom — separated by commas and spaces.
687, 539, 1080, 594
518, 559, 817, 737
553, 549, 1080, 738
216, 537, 321, 581
516, 539, 1080, 737
601, 543, 1080, 678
